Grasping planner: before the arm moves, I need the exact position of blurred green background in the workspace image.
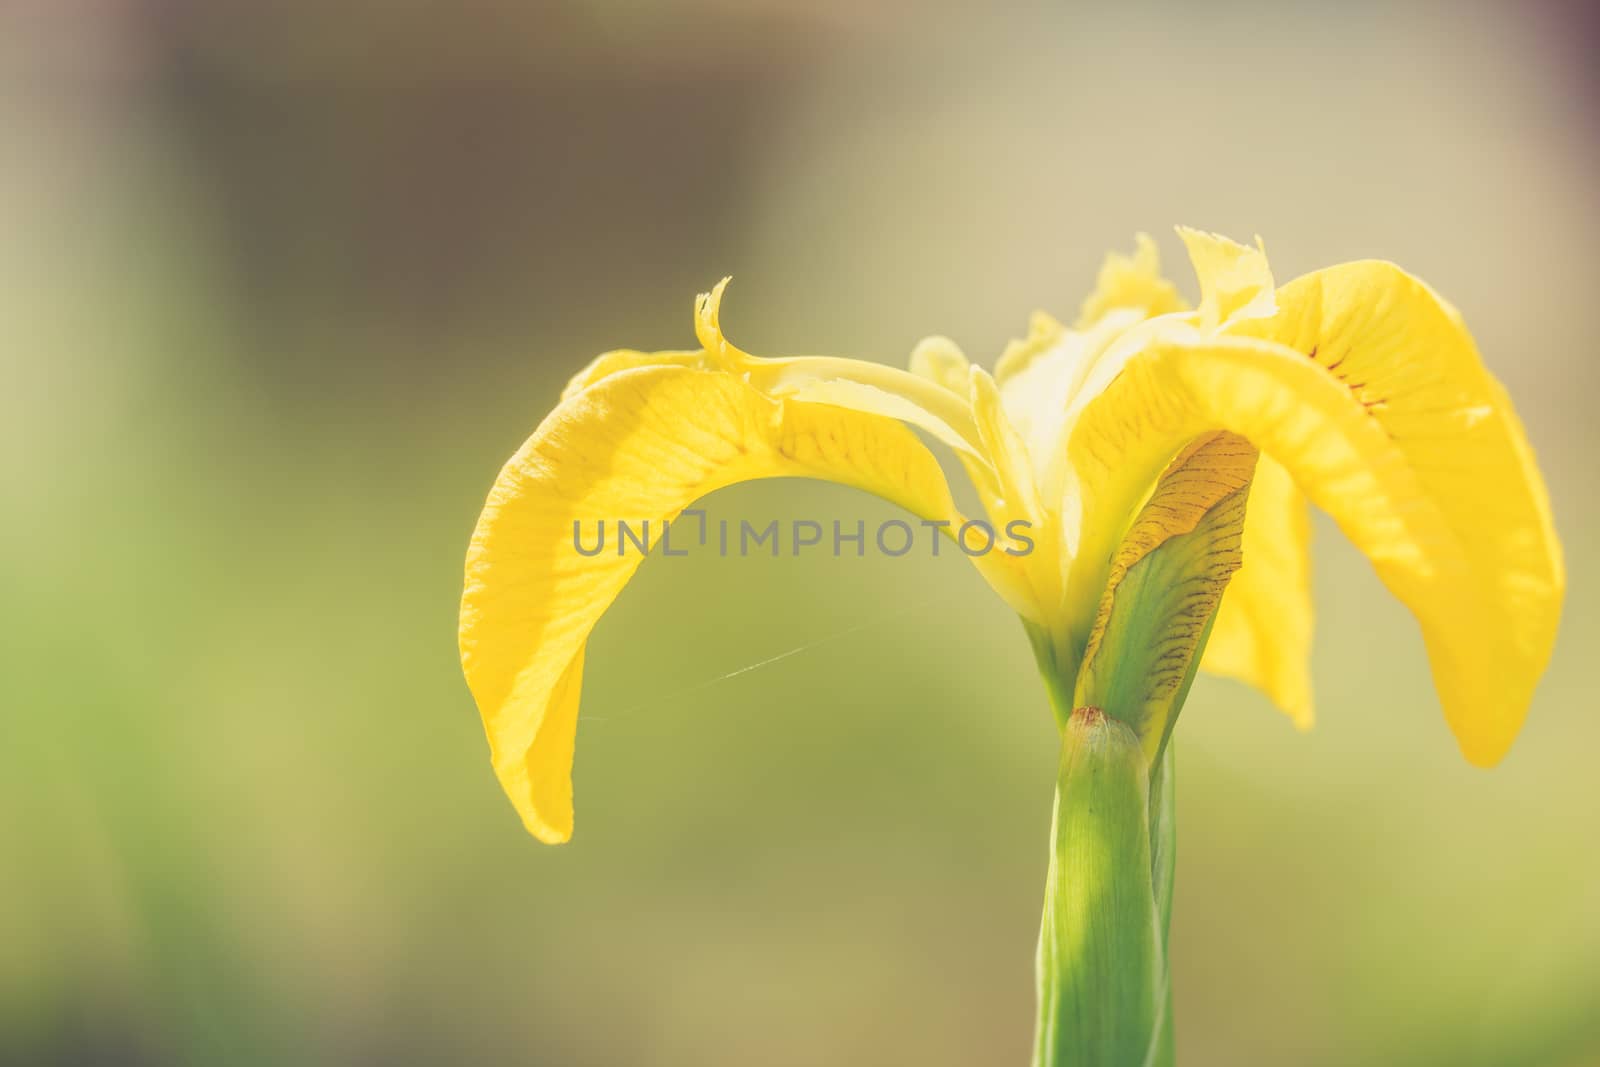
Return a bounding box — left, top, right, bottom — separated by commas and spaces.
4, 1, 1597, 1064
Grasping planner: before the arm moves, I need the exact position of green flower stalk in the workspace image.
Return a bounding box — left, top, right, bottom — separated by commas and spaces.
459, 229, 1563, 1063
1036, 709, 1172, 1067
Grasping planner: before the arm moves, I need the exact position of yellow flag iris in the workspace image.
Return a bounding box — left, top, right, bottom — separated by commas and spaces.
459, 228, 1563, 843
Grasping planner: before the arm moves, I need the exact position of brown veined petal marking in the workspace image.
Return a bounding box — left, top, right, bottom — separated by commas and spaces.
1075, 431, 1259, 762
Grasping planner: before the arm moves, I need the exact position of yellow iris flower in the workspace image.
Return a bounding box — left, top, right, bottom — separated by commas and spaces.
459, 228, 1563, 845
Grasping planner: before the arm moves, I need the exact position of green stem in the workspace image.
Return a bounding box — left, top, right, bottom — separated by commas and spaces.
1148, 742, 1177, 1067
1033, 707, 1174, 1067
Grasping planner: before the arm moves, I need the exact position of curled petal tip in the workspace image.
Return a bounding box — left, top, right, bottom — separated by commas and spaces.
694, 276, 734, 357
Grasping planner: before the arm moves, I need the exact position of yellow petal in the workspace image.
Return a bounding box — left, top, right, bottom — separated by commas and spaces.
969, 365, 1043, 523
907, 335, 1025, 545
461, 363, 1024, 842
694, 279, 993, 472
1002, 233, 1185, 438
908, 335, 971, 394
1243, 261, 1562, 749
1074, 233, 1186, 330
993, 310, 1069, 384
562, 348, 705, 400
997, 234, 1187, 501
1066, 302, 1562, 764
1175, 227, 1277, 330
1199, 454, 1315, 728
969, 364, 1064, 613
990, 309, 1156, 564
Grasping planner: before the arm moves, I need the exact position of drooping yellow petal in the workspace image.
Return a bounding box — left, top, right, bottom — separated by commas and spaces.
1240, 260, 1562, 748
1199, 455, 1315, 728
1065, 299, 1562, 765
461, 362, 1028, 843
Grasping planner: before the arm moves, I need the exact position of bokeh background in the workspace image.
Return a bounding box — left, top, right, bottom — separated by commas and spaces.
4, 1, 1598, 1064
